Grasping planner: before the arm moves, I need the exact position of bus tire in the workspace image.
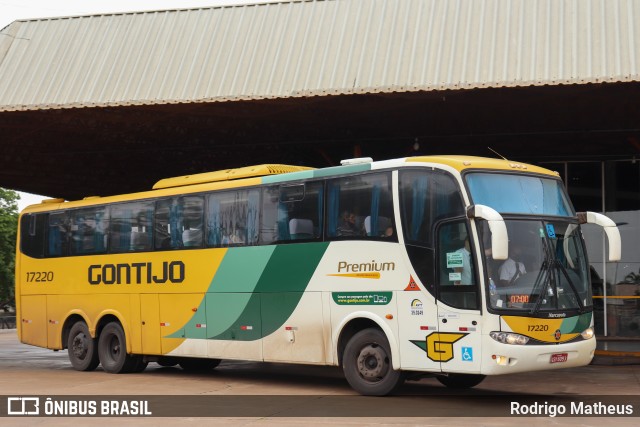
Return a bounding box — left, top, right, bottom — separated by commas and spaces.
342, 328, 404, 396
98, 322, 137, 374
129, 355, 148, 373
67, 321, 99, 371
437, 374, 486, 389
179, 357, 221, 371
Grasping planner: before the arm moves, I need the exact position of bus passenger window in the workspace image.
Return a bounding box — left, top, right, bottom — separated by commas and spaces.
155, 199, 175, 249
20, 213, 47, 258
260, 182, 323, 244
47, 212, 69, 257
206, 189, 259, 247
327, 172, 393, 240
180, 196, 204, 248
399, 170, 465, 247
110, 202, 153, 252
69, 207, 108, 255
155, 196, 204, 249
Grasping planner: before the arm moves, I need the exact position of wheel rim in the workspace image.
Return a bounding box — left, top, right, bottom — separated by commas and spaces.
356, 343, 389, 381
71, 333, 88, 359
108, 334, 121, 361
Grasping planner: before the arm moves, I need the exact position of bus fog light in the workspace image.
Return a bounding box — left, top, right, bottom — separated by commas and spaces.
490, 331, 529, 345
492, 355, 510, 366
581, 327, 594, 340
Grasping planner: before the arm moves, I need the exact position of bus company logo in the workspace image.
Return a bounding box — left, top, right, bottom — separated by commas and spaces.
328, 260, 396, 279
410, 299, 423, 316
7, 397, 39, 415
88, 261, 185, 285
410, 332, 468, 363
548, 312, 566, 318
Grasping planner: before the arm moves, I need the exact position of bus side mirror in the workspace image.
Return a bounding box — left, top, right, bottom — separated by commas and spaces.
467, 204, 508, 261
577, 211, 621, 262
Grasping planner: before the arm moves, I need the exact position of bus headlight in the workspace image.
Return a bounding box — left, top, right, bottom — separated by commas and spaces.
490, 331, 529, 345
580, 327, 595, 340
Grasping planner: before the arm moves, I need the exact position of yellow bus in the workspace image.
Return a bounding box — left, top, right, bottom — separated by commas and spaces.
15, 156, 621, 395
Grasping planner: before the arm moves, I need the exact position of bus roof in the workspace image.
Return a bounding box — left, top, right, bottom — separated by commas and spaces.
21, 155, 558, 212
406, 155, 559, 176
153, 164, 315, 189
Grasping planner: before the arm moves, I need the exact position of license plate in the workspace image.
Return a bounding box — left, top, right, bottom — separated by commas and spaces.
550, 353, 568, 363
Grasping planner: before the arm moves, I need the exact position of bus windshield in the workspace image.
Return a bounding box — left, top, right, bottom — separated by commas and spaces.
466, 172, 574, 216
481, 219, 591, 313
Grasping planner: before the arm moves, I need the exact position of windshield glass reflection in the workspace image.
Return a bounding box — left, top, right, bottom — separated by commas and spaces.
482, 220, 591, 313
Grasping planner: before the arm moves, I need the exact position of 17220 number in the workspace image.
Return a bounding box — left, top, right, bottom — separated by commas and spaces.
25, 271, 54, 282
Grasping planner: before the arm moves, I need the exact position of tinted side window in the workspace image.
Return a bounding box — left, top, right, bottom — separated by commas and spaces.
20, 213, 47, 258
181, 196, 204, 248
206, 189, 260, 247
110, 201, 154, 252
399, 170, 465, 247
155, 196, 204, 249
47, 212, 69, 257
261, 182, 323, 244
70, 207, 109, 255
327, 172, 394, 240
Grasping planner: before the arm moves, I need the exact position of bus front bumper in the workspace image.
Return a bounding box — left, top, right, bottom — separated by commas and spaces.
480, 336, 596, 376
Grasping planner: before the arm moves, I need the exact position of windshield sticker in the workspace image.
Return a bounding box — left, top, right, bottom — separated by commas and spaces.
546, 224, 556, 239
449, 272, 462, 282
446, 252, 464, 268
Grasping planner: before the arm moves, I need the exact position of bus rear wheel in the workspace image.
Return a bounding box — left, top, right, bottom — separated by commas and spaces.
67, 321, 99, 371
342, 328, 404, 396
437, 374, 486, 389
98, 322, 137, 373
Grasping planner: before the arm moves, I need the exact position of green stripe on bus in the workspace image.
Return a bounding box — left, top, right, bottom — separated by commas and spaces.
208, 246, 276, 293
172, 242, 329, 341
560, 312, 592, 334
261, 163, 371, 184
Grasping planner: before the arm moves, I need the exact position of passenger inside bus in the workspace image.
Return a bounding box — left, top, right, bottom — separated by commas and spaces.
337, 211, 361, 236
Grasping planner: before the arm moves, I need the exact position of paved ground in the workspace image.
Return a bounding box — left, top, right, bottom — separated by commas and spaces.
0, 330, 639, 426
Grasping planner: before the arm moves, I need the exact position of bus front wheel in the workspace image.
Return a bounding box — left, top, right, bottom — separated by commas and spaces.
437, 374, 486, 389
98, 322, 137, 374
342, 328, 404, 396
67, 321, 99, 371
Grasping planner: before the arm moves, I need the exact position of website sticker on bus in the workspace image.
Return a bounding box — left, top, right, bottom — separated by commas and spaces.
332, 292, 392, 305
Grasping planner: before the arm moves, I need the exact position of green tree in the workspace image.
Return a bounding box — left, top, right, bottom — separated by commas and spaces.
0, 188, 19, 308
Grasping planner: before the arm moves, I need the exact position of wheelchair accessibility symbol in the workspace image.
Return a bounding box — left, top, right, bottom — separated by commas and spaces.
461, 347, 473, 362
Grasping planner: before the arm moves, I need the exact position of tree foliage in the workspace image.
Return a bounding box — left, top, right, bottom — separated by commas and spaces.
0, 188, 19, 307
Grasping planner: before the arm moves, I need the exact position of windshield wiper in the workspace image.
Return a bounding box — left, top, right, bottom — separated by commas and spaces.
530, 233, 555, 315
553, 258, 585, 311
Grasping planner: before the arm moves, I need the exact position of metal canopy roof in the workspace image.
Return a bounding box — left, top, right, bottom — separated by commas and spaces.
1, 0, 639, 201
1, 0, 639, 112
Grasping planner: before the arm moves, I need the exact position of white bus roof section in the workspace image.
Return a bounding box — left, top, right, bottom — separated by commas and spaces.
0, 0, 639, 112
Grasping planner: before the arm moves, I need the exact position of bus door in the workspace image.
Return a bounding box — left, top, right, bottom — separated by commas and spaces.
139, 294, 162, 355
435, 220, 483, 373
